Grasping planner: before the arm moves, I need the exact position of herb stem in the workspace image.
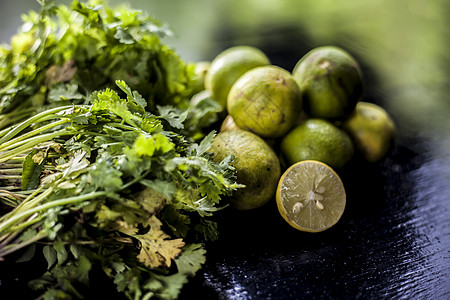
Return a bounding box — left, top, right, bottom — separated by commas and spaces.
0, 105, 74, 144
122, 169, 152, 190
0, 119, 70, 151
0, 186, 50, 223
106, 122, 143, 133
0, 109, 36, 130
9, 214, 45, 233
0, 195, 20, 207
0, 191, 108, 235
0, 168, 23, 174
0, 130, 79, 163
0, 175, 22, 180
0, 231, 47, 258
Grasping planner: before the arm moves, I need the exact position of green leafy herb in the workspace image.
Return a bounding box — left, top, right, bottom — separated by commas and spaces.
0, 0, 219, 141
0, 1, 238, 297
0, 81, 240, 299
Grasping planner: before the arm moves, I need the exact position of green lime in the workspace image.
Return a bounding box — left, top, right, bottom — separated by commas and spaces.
276, 160, 346, 233
205, 46, 270, 109
280, 119, 354, 170
191, 61, 211, 94
220, 115, 240, 132
292, 46, 363, 120
227, 65, 303, 139
208, 130, 281, 210
343, 102, 396, 162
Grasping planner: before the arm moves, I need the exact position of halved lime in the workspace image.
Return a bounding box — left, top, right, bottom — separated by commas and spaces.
276, 160, 346, 232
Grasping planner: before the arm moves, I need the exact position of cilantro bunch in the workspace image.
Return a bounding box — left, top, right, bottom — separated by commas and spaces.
0, 80, 241, 299
0, 0, 219, 138
0, 0, 239, 298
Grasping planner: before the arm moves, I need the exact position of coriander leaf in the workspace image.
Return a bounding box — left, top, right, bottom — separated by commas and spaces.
133, 187, 168, 215
89, 153, 123, 192
175, 243, 206, 276
15, 244, 36, 263
166, 156, 241, 203
19, 228, 39, 242
94, 204, 123, 230
43, 245, 57, 270
157, 45, 192, 96
91, 88, 141, 128
114, 268, 142, 296
75, 256, 92, 285
114, 28, 135, 44
187, 130, 216, 156
159, 205, 191, 238
183, 91, 222, 140
157, 105, 189, 130
22, 148, 46, 190
191, 197, 225, 217
133, 216, 185, 268
47, 83, 84, 102
144, 272, 188, 300
115, 80, 147, 113
53, 241, 68, 265
140, 179, 177, 200
59, 150, 90, 179
133, 133, 175, 157
194, 218, 220, 241
118, 147, 152, 179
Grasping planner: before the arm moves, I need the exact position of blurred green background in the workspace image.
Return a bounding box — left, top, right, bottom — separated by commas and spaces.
1, 0, 449, 153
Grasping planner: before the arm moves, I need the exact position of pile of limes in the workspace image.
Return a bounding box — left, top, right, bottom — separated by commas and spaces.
201, 45, 395, 232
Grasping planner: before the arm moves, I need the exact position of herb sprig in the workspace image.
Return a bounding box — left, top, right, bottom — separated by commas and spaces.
0, 81, 241, 299
0, 0, 220, 139
0, 1, 238, 298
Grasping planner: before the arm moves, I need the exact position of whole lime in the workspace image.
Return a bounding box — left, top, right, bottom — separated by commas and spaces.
191, 61, 211, 94
208, 130, 281, 210
227, 65, 303, 139
292, 46, 363, 120
281, 119, 354, 170
343, 102, 396, 162
220, 115, 240, 132
205, 46, 270, 109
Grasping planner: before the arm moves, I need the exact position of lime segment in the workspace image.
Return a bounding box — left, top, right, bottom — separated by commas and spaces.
276, 160, 346, 232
